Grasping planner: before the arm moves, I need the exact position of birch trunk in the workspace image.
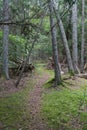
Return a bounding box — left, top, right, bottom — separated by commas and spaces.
48, 0, 61, 86
53, 5, 74, 73
72, 0, 78, 73
3, 0, 9, 79
81, 0, 85, 73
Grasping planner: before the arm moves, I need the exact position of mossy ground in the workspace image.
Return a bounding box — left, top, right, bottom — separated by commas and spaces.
42, 76, 87, 130
0, 64, 87, 130
0, 65, 49, 130
0, 73, 36, 130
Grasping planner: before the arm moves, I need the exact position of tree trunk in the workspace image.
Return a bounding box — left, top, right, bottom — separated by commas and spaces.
53, 5, 74, 73
81, 0, 85, 73
48, 0, 61, 87
15, 38, 35, 87
72, 0, 78, 73
3, 0, 9, 79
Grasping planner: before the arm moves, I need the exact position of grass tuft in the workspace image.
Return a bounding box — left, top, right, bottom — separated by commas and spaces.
42, 77, 87, 130
0, 79, 35, 130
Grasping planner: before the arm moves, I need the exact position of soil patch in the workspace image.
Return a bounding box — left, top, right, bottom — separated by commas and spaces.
0, 73, 32, 97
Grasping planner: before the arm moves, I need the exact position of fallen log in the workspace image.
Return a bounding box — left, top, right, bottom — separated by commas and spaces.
76, 73, 87, 79
9, 63, 35, 78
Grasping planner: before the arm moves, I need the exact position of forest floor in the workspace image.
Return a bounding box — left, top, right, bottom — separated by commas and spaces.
28, 68, 50, 130
0, 64, 87, 130
0, 65, 52, 130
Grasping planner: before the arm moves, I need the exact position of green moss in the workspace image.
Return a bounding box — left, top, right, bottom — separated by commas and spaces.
69, 70, 75, 76
0, 80, 35, 130
44, 78, 54, 88
42, 78, 87, 129
1, 64, 87, 130
80, 112, 87, 123
83, 124, 87, 130
0, 66, 45, 130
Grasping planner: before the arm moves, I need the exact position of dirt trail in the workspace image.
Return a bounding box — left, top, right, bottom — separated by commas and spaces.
28, 73, 50, 130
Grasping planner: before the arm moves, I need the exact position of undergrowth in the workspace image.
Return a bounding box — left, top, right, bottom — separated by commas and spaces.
1, 64, 87, 130
0, 64, 49, 130
0, 77, 35, 130
42, 78, 87, 130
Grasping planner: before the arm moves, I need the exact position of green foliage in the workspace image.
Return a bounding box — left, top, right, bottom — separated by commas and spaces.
64, 0, 76, 5
0, 31, 26, 44
0, 31, 27, 68
42, 17, 50, 32
32, 33, 52, 60
69, 70, 75, 76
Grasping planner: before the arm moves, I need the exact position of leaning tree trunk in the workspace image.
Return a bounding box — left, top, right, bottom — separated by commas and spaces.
48, 0, 61, 87
15, 38, 35, 87
53, 5, 74, 73
81, 0, 85, 73
3, 0, 9, 79
72, 0, 78, 73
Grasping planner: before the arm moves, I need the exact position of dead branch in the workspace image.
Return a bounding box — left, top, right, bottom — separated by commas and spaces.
76, 73, 87, 79
15, 37, 37, 87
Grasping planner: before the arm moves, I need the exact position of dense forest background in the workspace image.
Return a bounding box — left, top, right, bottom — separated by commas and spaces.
0, 0, 87, 130
0, 0, 87, 83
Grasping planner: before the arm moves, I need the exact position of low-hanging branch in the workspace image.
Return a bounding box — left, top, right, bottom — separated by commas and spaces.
0, 1, 48, 25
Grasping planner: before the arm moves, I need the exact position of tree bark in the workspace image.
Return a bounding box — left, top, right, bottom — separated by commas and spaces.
48, 0, 61, 87
53, 4, 74, 73
81, 0, 85, 73
3, 0, 9, 79
72, 0, 78, 73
